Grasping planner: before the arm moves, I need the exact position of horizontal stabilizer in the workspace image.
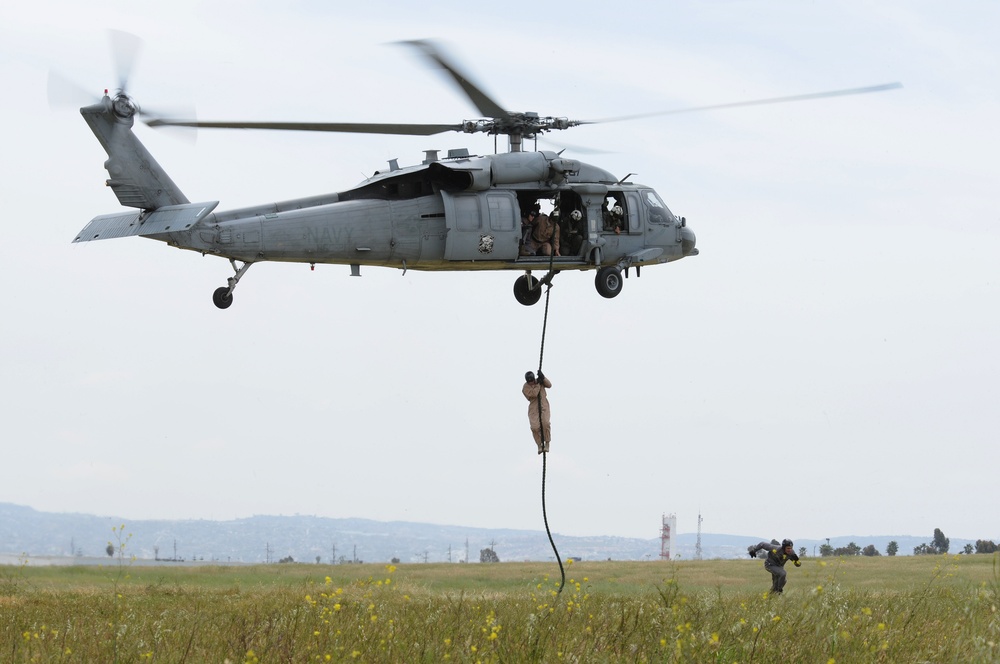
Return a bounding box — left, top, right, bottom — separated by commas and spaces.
73, 201, 219, 243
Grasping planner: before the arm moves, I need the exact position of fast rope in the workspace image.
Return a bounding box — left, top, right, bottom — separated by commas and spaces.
535, 252, 565, 595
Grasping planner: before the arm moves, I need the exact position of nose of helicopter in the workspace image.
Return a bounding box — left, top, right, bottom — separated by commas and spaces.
681, 226, 698, 256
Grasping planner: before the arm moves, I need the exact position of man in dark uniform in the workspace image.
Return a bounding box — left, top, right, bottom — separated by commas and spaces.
561, 209, 585, 256
748, 538, 801, 594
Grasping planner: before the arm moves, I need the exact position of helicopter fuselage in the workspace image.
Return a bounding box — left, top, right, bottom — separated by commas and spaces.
163, 157, 696, 272
76, 94, 697, 308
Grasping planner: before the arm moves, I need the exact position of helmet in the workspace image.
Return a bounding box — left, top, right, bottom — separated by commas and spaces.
525, 371, 536, 383
611, 205, 623, 217
570, 209, 583, 221
782, 539, 794, 548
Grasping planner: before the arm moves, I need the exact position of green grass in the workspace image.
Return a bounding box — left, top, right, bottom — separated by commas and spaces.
2, 554, 999, 662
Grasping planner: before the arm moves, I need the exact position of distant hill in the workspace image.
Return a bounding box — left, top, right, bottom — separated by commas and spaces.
0, 503, 978, 564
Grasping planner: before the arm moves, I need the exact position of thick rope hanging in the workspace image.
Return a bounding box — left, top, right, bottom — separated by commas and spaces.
541, 440, 564, 594
535, 254, 565, 595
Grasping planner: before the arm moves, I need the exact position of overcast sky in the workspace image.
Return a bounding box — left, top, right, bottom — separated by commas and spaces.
1, 1, 997, 545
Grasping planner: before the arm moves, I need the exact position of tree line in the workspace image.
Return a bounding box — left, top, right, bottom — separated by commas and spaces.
814, 529, 998, 557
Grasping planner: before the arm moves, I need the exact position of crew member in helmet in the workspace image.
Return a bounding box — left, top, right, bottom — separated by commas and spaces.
522, 370, 553, 454
748, 538, 801, 595
519, 205, 540, 255
561, 209, 585, 256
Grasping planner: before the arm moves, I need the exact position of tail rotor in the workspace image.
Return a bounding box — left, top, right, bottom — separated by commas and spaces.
109, 29, 142, 97
108, 29, 143, 118
47, 30, 144, 117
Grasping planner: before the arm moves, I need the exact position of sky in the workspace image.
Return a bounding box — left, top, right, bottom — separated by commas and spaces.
1, 1, 997, 545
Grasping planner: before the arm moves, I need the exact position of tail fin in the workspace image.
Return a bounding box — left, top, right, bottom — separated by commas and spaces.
80, 93, 188, 210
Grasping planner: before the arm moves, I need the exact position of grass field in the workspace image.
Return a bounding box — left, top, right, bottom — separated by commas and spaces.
2, 553, 998, 662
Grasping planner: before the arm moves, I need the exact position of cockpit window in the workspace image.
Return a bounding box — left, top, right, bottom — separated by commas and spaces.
642, 190, 674, 224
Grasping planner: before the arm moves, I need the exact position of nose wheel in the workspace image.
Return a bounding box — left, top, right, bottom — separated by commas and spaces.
213, 259, 253, 309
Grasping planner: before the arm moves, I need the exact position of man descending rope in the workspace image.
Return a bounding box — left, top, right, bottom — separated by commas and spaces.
522, 370, 552, 454
523, 271, 565, 593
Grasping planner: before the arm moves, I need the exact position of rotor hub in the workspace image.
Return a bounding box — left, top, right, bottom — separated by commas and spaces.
111, 92, 139, 119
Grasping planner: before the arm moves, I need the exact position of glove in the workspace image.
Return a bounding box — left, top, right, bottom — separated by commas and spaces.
537, 371, 545, 382
748, 548, 756, 559
794, 560, 801, 567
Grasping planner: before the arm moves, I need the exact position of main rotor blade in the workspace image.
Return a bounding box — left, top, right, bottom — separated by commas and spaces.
586, 82, 903, 124
399, 40, 509, 119
145, 118, 465, 136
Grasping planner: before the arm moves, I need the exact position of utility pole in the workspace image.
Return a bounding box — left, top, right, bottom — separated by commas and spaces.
695, 512, 704, 561
331, 542, 337, 565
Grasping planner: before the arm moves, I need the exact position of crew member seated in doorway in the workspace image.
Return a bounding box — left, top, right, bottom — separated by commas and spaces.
519, 205, 538, 255
602, 203, 624, 234
561, 209, 585, 255
522, 212, 560, 256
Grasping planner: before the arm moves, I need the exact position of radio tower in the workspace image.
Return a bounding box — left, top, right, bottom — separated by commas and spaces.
695, 512, 704, 560
660, 513, 677, 560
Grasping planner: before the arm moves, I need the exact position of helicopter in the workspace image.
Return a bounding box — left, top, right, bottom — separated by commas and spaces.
72, 37, 900, 309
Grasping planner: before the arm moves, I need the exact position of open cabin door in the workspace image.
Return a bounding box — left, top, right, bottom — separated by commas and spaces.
441, 191, 520, 261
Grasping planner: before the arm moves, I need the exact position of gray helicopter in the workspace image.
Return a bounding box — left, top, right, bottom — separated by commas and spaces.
72, 38, 898, 309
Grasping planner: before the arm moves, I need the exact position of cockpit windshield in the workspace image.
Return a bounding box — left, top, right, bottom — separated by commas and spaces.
642, 189, 676, 224
642, 189, 675, 224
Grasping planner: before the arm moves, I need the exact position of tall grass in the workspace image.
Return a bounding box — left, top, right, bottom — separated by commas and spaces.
2, 555, 998, 662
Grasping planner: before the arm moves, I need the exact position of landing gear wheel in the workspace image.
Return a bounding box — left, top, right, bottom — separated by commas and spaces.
595, 266, 623, 299
213, 287, 234, 309
513, 275, 542, 306
213, 260, 253, 310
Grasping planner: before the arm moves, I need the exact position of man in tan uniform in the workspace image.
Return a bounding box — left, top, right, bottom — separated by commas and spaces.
522, 370, 552, 454
522, 212, 561, 256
